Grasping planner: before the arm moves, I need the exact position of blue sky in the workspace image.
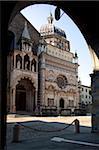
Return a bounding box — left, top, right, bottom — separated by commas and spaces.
21, 4, 93, 86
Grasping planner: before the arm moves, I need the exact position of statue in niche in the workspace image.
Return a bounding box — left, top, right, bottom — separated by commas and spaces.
28, 45, 30, 51
17, 60, 21, 69
26, 44, 28, 51
25, 61, 28, 70
32, 64, 34, 72
29, 46, 31, 51
22, 43, 25, 51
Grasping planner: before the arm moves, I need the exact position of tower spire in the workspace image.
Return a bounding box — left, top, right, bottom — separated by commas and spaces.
22, 21, 31, 40
47, 12, 54, 24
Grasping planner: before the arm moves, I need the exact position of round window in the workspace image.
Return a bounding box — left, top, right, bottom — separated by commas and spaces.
57, 75, 67, 89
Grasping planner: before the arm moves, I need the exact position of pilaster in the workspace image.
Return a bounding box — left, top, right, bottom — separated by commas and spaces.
90, 71, 99, 132
38, 53, 46, 111
14, 53, 16, 69
10, 87, 16, 113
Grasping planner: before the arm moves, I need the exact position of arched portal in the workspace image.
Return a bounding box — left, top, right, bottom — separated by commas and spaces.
59, 98, 64, 109
15, 78, 35, 113
16, 84, 26, 111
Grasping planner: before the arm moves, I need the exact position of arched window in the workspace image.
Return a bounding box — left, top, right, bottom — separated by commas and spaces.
59, 98, 64, 108
24, 54, 30, 70
22, 41, 31, 51
16, 54, 22, 69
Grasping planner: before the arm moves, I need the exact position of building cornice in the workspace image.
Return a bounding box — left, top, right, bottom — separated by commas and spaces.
44, 53, 77, 70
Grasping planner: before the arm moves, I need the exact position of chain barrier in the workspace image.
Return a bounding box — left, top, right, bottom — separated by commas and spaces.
16, 119, 76, 133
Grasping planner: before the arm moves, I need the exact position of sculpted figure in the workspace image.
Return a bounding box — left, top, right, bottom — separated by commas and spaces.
25, 61, 28, 70
32, 64, 34, 72
17, 60, 21, 69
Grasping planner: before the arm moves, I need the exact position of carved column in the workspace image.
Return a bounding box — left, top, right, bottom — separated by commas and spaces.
34, 89, 38, 114
12, 87, 16, 113
22, 54, 24, 70
14, 53, 16, 69
9, 88, 12, 113
35, 89, 38, 107
36, 59, 38, 72
30, 57, 32, 72
38, 52, 45, 112
90, 71, 99, 132
30, 60, 32, 72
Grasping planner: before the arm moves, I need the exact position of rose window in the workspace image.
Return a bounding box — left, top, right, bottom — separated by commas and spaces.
56, 75, 67, 89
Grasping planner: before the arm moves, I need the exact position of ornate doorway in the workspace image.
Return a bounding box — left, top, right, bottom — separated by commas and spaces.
16, 85, 26, 111
15, 78, 36, 113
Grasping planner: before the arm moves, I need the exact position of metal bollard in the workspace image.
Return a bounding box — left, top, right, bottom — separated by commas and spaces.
74, 119, 80, 133
12, 124, 20, 142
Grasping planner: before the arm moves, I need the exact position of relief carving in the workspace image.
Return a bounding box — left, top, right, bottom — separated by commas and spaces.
46, 70, 55, 81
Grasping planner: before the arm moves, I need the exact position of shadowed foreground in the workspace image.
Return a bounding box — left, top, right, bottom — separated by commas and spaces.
7, 115, 99, 150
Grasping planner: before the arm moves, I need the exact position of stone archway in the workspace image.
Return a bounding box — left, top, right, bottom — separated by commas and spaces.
15, 78, 36, 113
16, 84, 26, 111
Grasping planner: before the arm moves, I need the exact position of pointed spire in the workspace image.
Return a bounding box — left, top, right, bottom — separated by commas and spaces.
22, 21, 31, 40
47, 12, 54, 24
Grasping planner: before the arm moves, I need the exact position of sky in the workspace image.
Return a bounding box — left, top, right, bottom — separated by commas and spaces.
21, 4, 93, 86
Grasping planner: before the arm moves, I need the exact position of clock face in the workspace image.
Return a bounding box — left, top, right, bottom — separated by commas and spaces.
57, 75, 67, 89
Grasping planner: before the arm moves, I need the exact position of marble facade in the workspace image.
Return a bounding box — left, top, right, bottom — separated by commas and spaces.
7, 13, 80, 115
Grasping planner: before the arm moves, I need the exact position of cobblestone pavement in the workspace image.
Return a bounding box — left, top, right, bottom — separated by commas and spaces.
6, 115, 99, 150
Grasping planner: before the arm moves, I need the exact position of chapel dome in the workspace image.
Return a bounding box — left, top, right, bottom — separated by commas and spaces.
40, 13, 66, 39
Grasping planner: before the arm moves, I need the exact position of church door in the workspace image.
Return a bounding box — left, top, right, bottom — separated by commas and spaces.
16, 85, 26, 111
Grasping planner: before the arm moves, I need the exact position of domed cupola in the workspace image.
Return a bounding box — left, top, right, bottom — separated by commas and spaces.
40, 13, 70, 51
54, 26, 66, 38
40, 13, 66, 39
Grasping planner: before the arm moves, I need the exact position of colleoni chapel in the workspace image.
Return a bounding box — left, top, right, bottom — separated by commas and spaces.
7, 12, 79, 116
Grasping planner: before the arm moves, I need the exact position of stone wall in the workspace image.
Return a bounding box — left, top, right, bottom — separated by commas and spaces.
91, 71, 99, 132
